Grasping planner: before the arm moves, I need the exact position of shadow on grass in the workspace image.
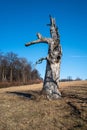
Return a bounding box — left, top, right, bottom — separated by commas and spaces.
6, 91, 38, 100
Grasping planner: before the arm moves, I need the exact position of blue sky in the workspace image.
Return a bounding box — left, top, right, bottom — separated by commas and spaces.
0, 0, 87, 80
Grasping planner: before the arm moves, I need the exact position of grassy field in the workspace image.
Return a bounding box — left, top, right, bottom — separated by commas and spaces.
0, 81, 87, 130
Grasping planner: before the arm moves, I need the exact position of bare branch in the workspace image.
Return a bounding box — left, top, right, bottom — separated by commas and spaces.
35, 57, 47, 65
25, 33, 49, 47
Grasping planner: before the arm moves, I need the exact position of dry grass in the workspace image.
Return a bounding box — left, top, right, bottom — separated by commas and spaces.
0, 81, 87, 130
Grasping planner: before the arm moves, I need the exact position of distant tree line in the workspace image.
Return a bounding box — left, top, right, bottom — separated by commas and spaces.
0, 51, 42, 85
60, 76, 82, 82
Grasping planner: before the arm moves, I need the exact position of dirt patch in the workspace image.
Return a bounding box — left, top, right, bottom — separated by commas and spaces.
0, 81, 87, 130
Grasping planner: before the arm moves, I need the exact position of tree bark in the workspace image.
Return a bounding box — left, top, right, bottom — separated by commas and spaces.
25, 16, 62, 99
10, 67, 13, 82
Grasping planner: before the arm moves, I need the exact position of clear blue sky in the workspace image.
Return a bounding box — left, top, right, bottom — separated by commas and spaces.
0, 0, 87, 80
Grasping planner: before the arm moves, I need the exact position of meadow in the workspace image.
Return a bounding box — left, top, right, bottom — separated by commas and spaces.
0, 81, 87, 130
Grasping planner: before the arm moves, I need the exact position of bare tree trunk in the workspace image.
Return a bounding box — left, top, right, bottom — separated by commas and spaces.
22, 70, 25, 83
2, 67, 7, 82
25, 16, 62, 99
2, 67, 5, 82
42, 60, 61, 99
2, 68, 4, 81
10, 67, 13, 82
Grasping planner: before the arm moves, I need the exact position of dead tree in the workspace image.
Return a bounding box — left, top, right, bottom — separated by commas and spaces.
25, 16, 62, 99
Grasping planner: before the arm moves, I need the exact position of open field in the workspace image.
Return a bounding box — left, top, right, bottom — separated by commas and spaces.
0, 81, 87, 130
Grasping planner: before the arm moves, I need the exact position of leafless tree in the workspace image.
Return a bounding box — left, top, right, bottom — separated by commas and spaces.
6, 52, 18, 82
19, 58, 32, 83
31, 69, 40, 80
0, 51, 41, 84
25, 16, 62, 99
0, 52, 8, 81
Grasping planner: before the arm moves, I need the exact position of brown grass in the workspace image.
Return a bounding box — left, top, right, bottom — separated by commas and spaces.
0, 81, 87, 130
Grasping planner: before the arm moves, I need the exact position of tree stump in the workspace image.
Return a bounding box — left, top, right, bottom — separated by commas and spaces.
25, 16, 62, 99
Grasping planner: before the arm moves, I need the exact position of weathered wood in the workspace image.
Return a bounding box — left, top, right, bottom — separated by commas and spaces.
25, 16, 62, 99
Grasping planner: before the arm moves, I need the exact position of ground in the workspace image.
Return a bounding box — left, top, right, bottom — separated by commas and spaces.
0, 81, 87, 130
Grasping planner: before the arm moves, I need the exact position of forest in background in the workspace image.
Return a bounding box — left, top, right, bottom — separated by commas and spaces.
0, 51, 42, 88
